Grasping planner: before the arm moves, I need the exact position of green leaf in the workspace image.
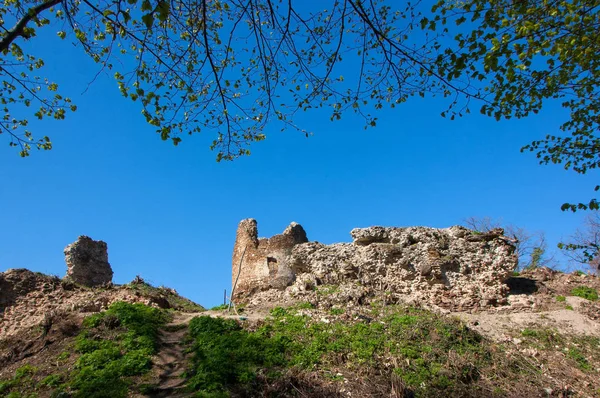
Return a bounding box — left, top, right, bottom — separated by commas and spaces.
156, 1, 170, 22
142, 14, 154, 30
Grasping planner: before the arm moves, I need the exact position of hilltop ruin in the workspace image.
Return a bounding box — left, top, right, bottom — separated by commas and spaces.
232, 219, 518, 310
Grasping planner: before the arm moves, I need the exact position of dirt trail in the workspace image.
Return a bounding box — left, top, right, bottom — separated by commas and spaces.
145, 310, 267, 397
145, 313, 193, 398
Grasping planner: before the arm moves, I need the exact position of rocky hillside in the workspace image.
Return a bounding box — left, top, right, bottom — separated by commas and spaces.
0, 268, 203, 356
1, 266, 599, 397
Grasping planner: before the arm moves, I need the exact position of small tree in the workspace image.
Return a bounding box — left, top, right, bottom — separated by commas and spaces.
463, 217, 553, 270
558, 212, 600, 274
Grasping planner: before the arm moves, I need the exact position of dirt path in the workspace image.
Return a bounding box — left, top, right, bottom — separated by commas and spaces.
144, 310, 267, 397
145, 313, 194, 397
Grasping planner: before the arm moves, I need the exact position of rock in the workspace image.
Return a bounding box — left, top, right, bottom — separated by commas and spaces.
0, 269, 61, 312
232, 219, 308, 300
64, 236, 113, 287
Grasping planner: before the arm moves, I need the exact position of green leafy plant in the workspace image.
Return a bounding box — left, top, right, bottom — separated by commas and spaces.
295, 302, 315, 310
68, 302, 169, 398
185, 316, 288, 395
329, 308, 345, 316
184, 305, 497, 396
316, 285, 339, 296
571, 286, 599, 301
0, 365, 38, 396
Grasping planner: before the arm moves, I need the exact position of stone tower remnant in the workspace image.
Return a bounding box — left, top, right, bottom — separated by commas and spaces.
231, 220, 518, 310
232, 219, 308, 298
64, 236, 113, 287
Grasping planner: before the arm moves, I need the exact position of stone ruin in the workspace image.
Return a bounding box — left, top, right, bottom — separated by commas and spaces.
231, 219, 518, 311
64, 236, 113, 287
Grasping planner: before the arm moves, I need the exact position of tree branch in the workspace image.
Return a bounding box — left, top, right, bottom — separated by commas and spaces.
0, 0, 62, 54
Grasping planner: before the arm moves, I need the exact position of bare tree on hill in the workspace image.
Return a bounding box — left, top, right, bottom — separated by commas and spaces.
463, 216, 554, 271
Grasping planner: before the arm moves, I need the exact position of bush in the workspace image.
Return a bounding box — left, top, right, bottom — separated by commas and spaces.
186, 316, 288, 395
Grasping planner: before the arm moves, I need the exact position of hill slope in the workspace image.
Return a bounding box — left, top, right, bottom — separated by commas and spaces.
1, 268, 599, 397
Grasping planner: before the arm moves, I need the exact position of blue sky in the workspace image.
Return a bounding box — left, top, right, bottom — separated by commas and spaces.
0, 8, 596, 308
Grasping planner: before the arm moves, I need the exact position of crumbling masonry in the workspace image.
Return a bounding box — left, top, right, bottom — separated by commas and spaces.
232, 219, 518, 311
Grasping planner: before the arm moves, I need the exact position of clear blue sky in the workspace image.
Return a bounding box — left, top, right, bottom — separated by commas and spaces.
0, 11, 596, 308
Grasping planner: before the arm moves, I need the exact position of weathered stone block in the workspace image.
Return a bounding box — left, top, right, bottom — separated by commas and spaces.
64, 236, 113, 287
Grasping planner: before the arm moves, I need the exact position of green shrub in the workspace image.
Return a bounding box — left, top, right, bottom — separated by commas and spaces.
0, 365, 38, 396
186, 316, 288, 395
556, 295, 566, 302
68, 302, 169, 398
39, 374, 62, 388
571, 286, 598, 301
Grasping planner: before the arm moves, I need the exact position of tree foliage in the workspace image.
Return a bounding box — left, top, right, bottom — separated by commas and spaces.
1, 0, 598, 209
1, 0, 474, 160
428, 0, 600, 211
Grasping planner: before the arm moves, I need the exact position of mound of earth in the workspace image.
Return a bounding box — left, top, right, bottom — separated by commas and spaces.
0, 268, 203, 342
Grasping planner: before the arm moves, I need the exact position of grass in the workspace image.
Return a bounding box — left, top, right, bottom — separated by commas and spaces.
571, 286, 598, 301
316, 284, 339, 296
184, 305, 532, 397
556, 295, 566, 302
210, 304, 229, 311
0, 302, 172, 398
66, 302, 170, 397
296, 301, 315, 310
567, 348, 592, 371
519, 327, 599, 373
329, 308, 344, 315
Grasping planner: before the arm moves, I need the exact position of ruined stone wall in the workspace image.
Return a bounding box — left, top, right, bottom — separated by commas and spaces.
232, 219, 308, 298
232, 220, 518, 310
64, 236, 113, 287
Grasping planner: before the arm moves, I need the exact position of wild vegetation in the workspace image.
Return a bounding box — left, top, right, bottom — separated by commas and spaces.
183, 303, 600, 397
0, 302, 169, 398
2, 0, 598, 211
